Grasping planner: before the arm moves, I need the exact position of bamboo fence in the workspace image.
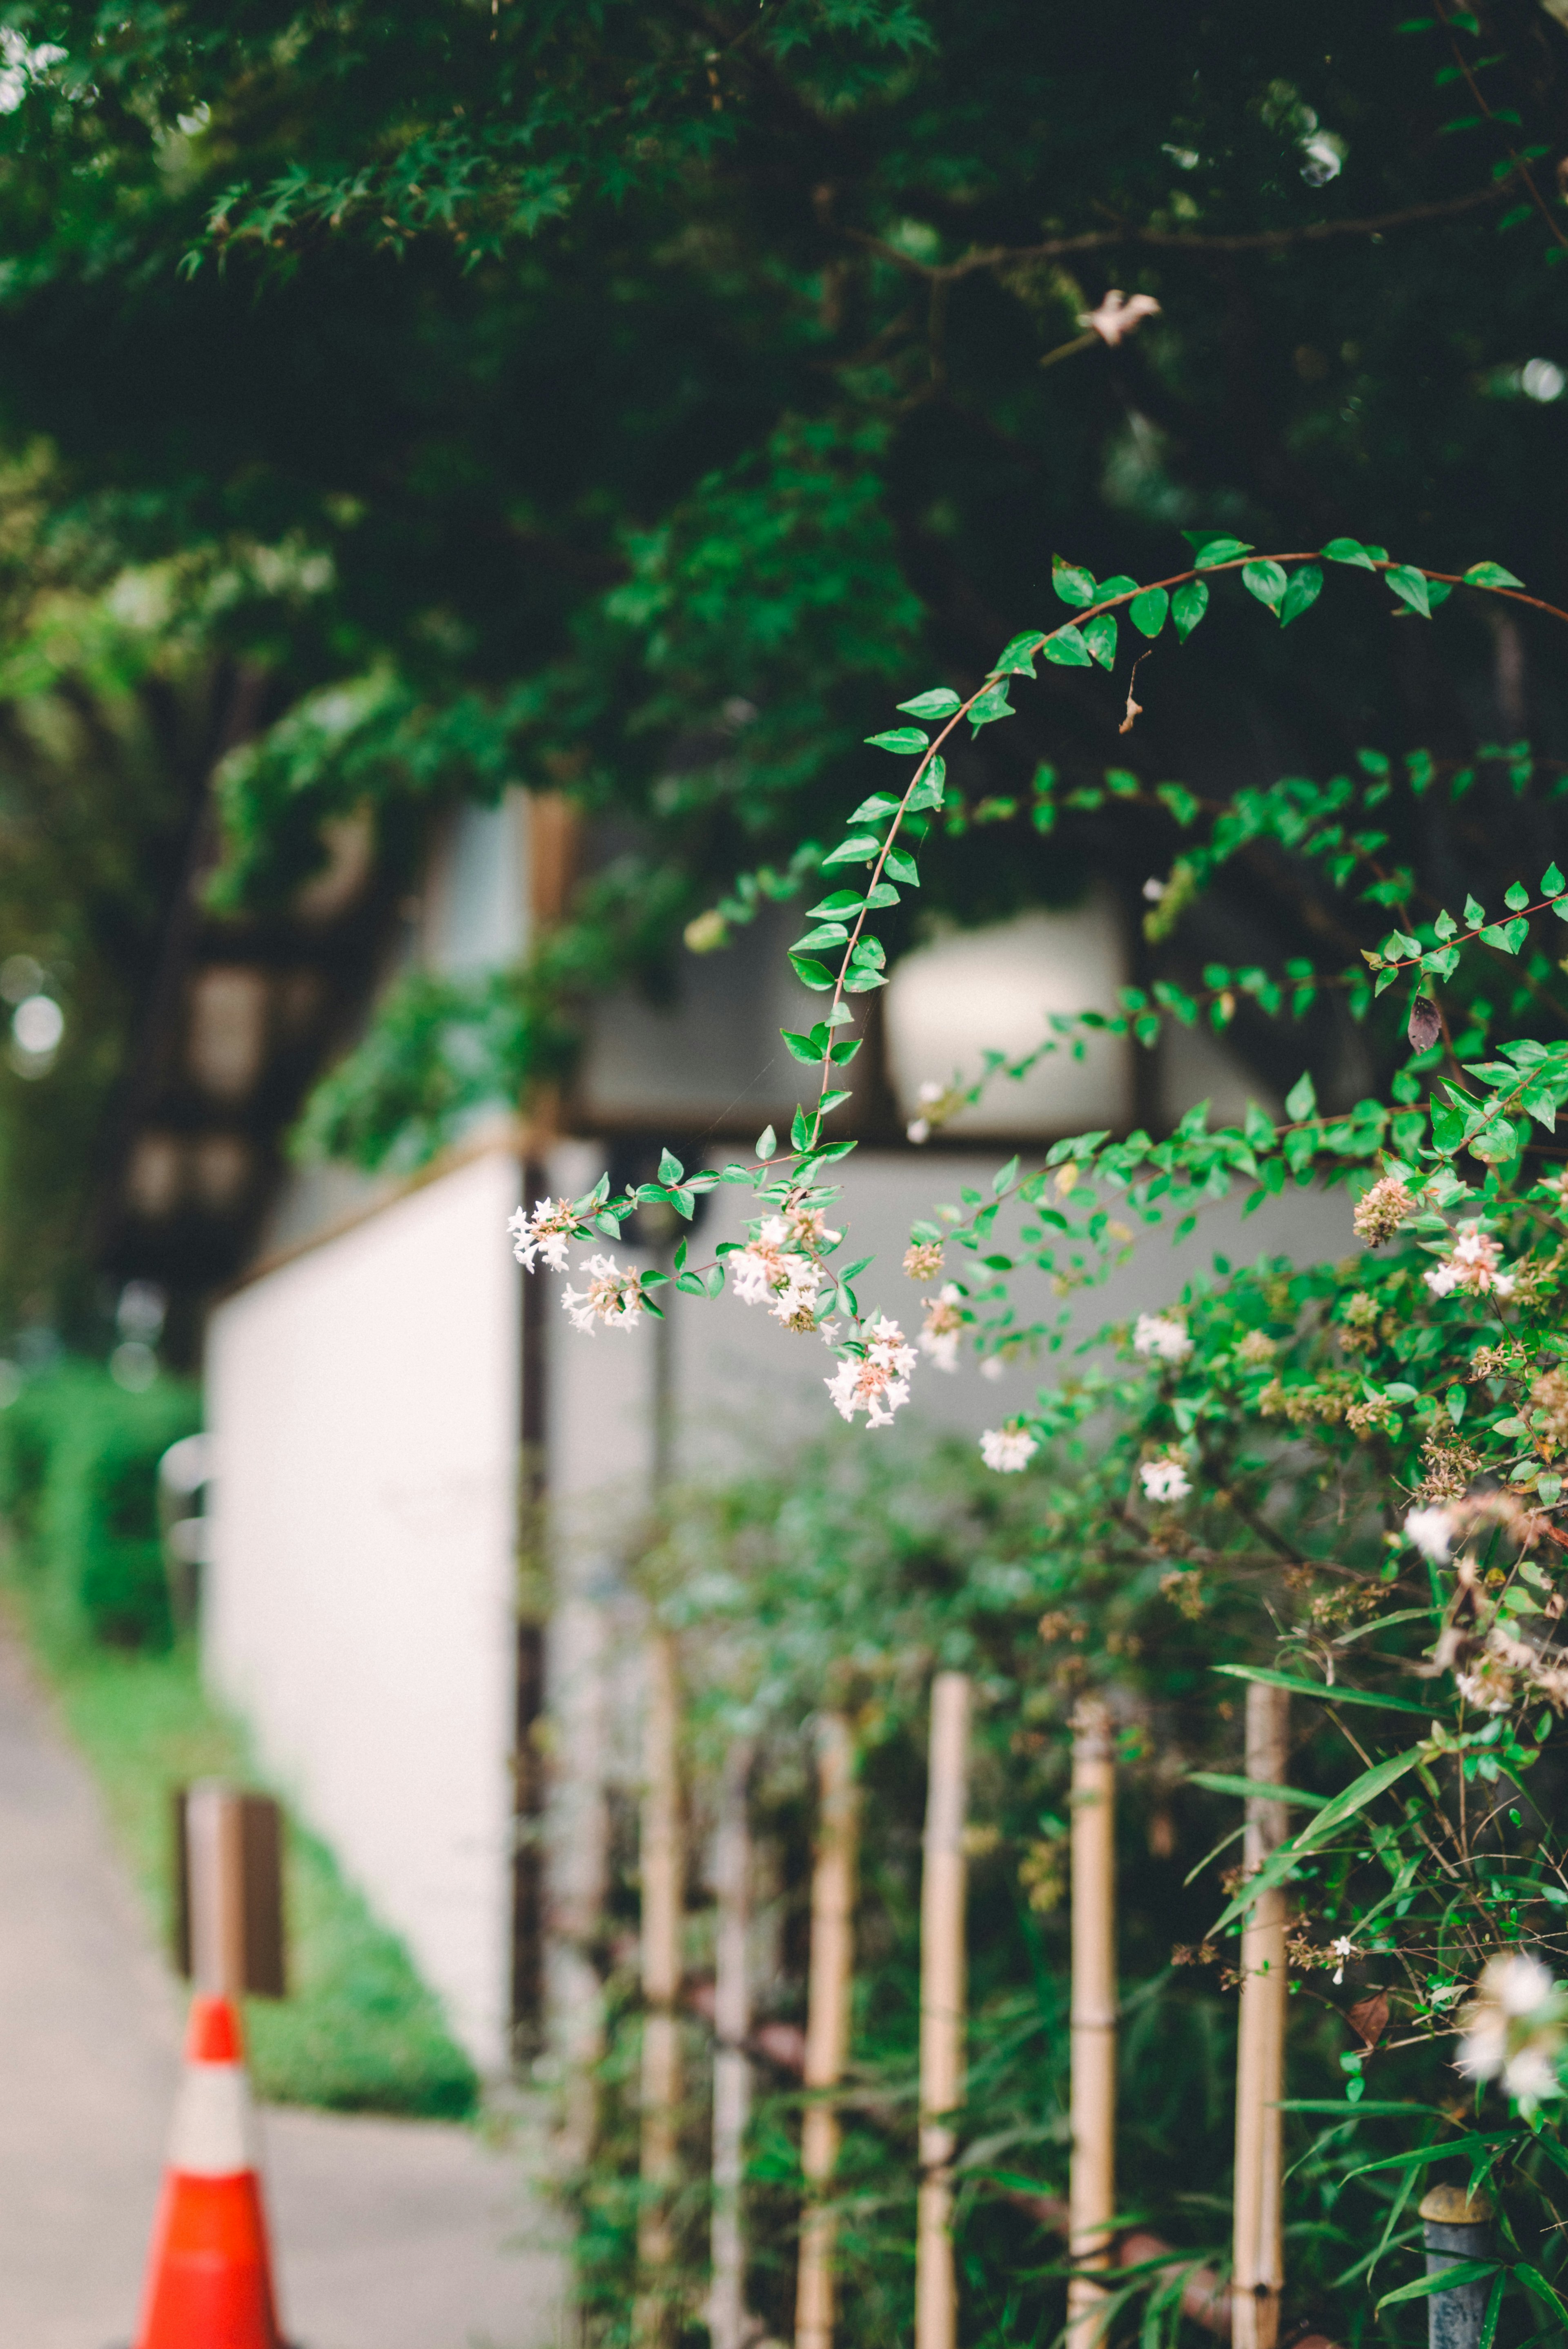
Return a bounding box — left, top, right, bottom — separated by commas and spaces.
915, 1672, 972, 2349
795, 1712, 860, 2349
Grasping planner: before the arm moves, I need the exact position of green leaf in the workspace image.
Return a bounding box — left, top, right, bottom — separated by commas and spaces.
897, 688, 962, 718
993, 631, 1045, 676
1543, 863, 1565, 896
1242, 558, 1288, 612
790, 1104, 811, 1150
1385, 565, 1432, 617
1213, 1664, 1433, 1716
968, 680, 1016, 728
1094, 575, 1139, 599
755, 1125, 777, 1161
658, 1147, 685, 1184
1211, 1740, 1430, 1932
828, 1036, 863, 1064
850, 792, 901, 823
789, 954, 835, 990
884, 848, 919, 886
1480, 918, 1528, 956
908, 756, 946, 813
1081, 611, 1118, 669
864, 727, 930, 754
1171, 579, 1209, 641
1376, 2262, 1501, 2315
1465, 893, 1486, 925
1129, 587, 1169, 638
1187, 1771, 1329, 1810
822, 834, 881, 868
1280, 563, 1324, 627
1052, 558, 1096, 608
1285, 1071, 1317, 1121
1464, 561, 1525, 590
1322, 537, 1376, 569
781, 1029, 827, 1064
993, 1152, 1020, 1195
808, 891, 866, 916
702, 1264, 726, 1299
1041, 626, 1094, 667
1189, 535, 1254, 567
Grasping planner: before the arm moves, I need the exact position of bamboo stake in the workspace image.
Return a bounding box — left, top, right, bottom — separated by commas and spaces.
916, 1673, 971, 2349
1232, 1682, 1290, 2349
636, 1629, 684, 2347
795, 1713, 859, 2349
709, 1738, 755, 2349
1068, 1698, 1117, 2344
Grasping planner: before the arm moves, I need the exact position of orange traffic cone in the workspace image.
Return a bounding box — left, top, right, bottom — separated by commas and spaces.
134, 1994, 285, 2349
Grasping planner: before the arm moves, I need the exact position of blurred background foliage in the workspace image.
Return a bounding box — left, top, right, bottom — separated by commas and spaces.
0, 2, 1558, 1315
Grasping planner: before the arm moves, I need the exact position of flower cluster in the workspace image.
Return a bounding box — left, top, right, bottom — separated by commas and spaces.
1459, 1953, 1568, 2107
920, 1284, 966, 1373
560, 1254, 650, 1333
903, 1239, 946, 1281
826, 1317, 917, 1427
1134, 1313, 1192, 1363
1423, 1220, 1516, 1299
980, 1424, 1037, 1473
732, 1208, 840, 1332
1352, 1172, 1416, 1246
508, 1197, 580, 1273
906, 1079, 963, 1146
1140, 1453, 1192, 1504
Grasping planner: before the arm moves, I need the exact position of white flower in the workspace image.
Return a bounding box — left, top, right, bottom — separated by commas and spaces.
1134, 1313, 1192, 1363
1403, 1506, 1454, 1565
1454, 1668, 1512, 1715
508, 1198, 577, 1273
1140, 1456, 1192, 1504
918, 1080, 944, 1105
1080, 289, 1162, 346
980, 1425, 1038, 1473
1424, 1220, 1516, 1300
1459, 1953, 1568, 2108
920, 1284, 965, 1373
825, 1315, 917, 1428
1331, 1936, 1357, 1986
732, 1213, 833, 1329
560, 1254, 647, 1333
980, 1354, 1005, 1382
907, 1118, 931, 1145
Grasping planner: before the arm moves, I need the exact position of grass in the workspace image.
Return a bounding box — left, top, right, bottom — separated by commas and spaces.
9, 1598, 479, 2119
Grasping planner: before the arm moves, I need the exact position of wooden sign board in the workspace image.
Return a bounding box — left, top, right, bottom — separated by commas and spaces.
172, 1782, 287, 1999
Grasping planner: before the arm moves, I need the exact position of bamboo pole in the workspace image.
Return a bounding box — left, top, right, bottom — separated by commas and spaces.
709, 1739, 755, 2349
1232, 1682, 1290, 2349
916, 1673, 971, 2349
795, 1713, 859, 2349
1068, 1698, 1117, 2344
636, 1629, 684, 2347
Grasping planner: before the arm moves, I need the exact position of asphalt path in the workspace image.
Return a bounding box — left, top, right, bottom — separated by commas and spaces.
0, 1627, 566, 2349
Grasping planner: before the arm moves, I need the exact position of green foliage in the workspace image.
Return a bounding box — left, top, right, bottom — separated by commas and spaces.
0, 1357, 199, 1649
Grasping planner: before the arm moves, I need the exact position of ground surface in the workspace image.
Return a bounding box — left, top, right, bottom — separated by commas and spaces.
0, 1629, 567, 2349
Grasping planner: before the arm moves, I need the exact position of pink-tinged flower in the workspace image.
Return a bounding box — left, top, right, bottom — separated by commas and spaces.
732, 1210, 838, 1330
1134, 1313, 1192, 1363
1080, 290, 1161, 346
980, 1425, 1038, 1473
508, 1198, 578, 1273
1403, 1506, 1454, 1565
826, 1316, 917, 1428
1140, 1455, 1192, 1504
1423, 1220, 1516, 1299
1459, 1954, 1568, 2108
920, 1285, 966, 1373
560, 1255, 648, 1333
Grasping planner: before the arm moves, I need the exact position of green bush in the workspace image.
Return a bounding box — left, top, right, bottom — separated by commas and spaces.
0, 1357, 199, 1649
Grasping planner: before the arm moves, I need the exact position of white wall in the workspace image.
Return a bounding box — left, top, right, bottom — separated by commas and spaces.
205, 1145, 522, 2073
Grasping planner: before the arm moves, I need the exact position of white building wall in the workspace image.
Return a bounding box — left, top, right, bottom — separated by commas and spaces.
205, 1142, 522, 2073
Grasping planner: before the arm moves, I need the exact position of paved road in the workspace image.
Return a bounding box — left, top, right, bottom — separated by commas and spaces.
0, 1630, 567, 2349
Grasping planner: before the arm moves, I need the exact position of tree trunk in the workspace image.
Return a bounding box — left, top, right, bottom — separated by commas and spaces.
1068, 1699, 1116, 2342
1232, 1682, 1289, 2349
916, 1673, 971, 2349
795, 1713, 859, 2349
